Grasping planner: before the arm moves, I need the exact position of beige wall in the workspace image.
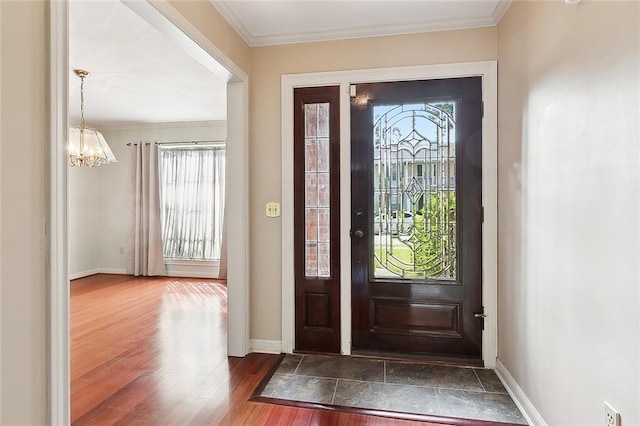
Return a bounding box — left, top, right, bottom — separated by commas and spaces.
250, 27, 497, 340
497, 1, 639, 423
167, 0, 251, 75
0, 1, 48, 424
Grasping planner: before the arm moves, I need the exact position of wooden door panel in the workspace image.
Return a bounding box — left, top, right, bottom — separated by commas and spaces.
371, 299, 461, 337
351, 78, 483, 357
304, 292, 332, 328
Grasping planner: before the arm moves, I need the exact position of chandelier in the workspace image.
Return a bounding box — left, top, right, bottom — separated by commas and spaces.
69, 69, 117, 167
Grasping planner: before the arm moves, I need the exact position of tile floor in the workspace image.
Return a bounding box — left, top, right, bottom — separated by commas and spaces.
259, 354, 527, 424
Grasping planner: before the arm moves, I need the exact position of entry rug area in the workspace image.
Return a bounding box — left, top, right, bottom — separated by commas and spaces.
252, 354, 527, 425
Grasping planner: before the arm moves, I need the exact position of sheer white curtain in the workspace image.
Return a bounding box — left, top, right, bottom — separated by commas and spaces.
158, 146, 225, 261
127, 142, 166, 276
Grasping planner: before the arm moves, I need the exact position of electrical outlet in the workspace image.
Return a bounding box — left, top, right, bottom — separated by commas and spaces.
119, 246, 125, 255
604, 401, 620, 426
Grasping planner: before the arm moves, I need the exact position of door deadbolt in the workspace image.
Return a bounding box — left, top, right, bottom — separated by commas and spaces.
351, 229, 365, 238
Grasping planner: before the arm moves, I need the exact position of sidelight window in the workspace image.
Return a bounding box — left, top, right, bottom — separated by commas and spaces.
304, 103, 331, 278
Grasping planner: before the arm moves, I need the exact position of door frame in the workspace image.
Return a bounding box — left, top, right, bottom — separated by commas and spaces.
48, 1, 250, 423
281, 61, 497, 366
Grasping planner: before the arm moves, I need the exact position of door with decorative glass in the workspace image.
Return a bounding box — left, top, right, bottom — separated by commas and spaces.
351, 78, 483, 357
294, 86, 341, 353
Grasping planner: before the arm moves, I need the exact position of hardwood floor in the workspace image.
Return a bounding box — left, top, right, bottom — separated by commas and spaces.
71, 274, 447, 425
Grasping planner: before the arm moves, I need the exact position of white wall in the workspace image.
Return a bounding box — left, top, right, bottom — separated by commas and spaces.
69, 121, 227, 279
0, 1, 48, 423
497, 1, 640, 424
69, 163, 102, 275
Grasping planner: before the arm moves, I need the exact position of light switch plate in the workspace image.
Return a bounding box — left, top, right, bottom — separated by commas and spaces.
266, 202, 281, 218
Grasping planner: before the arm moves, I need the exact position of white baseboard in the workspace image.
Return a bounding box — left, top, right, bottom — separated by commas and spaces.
250, 339, 282, 354
70, 268, 100, 280
69, 268, 127, 280
99, 268, 128, 275
495, 358, 547, 426
70, 266, 220, 280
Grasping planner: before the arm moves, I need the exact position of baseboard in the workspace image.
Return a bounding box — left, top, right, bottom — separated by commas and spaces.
69, 268, 127, 280
250, 339, 282, 354
70, 267, 220, 280
495, 359, 547, 426
99, 268, 127, 275
70, 269, 100, 280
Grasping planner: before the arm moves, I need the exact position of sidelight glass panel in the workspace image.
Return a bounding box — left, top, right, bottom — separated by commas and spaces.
372, 102, 457, 280
305, 103, 331, 278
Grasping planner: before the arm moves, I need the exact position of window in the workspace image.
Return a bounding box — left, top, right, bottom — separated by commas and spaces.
158, 145, 225, 260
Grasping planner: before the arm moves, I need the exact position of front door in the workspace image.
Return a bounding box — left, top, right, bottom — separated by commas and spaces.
351, 78, 483, 357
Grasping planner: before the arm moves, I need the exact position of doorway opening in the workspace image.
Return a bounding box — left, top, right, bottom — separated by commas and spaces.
49, 1, 250, 423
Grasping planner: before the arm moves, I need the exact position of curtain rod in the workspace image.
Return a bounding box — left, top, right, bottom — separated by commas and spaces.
126, 140, 225, 146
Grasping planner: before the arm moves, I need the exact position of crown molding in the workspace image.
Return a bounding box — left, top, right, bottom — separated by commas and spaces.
211, 0, 510, 47
210, 1, 253, 46
252, 17, 497, 47
491, 0, 513, 24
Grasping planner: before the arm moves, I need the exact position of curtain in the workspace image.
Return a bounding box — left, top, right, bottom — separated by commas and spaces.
127, 142, 166, 276
158, 147, 225, 261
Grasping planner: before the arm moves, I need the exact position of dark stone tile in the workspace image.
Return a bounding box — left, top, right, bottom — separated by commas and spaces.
386, 362, 483, 391
437, 388, 527, 424
333, 380, 440, 416
260, 373, 336, 404
296, 355, 384, 382
474, 368, 508, 394
276, 354, 303, 374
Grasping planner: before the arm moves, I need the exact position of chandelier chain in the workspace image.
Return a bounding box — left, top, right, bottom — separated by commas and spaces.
80, 75, 85, 131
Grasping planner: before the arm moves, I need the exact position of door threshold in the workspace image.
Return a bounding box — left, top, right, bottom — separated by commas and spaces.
350, 349, 484, 368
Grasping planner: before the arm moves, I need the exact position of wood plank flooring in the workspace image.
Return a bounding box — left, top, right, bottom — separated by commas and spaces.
71, 274, 447, 425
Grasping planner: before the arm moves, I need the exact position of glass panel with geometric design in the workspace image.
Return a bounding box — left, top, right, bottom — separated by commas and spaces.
372, 102, 457, 280
305, 103, 331, 278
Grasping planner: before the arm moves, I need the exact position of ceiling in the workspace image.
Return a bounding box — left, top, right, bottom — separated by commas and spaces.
70, 0, 510, 126
69, 0, 228, 126
212, 0, 511, 47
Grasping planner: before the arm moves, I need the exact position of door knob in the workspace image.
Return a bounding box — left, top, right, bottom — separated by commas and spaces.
351, 229, 365, 238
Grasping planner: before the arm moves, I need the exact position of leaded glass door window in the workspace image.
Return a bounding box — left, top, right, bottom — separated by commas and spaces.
372, 102, 457, 280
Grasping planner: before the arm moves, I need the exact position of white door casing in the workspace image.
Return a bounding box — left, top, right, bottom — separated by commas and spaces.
281, 62, 498, 364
